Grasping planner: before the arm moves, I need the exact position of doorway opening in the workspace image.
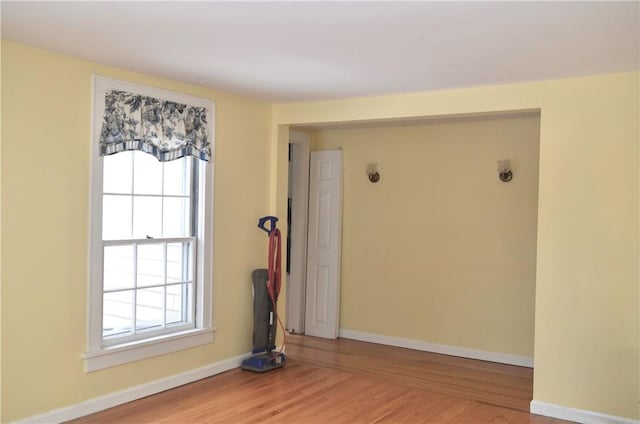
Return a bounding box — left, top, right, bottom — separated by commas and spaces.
285, 131, 344, 339
285, 131, 310, 335
285, 111, 539, 365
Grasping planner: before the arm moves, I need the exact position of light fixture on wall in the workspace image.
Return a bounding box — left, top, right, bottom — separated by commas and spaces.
497, 159, 513, 182
366, 163, 380, 183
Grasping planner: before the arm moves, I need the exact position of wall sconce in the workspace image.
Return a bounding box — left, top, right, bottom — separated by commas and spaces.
366, 163, 380, 183
497, 159, 513, 182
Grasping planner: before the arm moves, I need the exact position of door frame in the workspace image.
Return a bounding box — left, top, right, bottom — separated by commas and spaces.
285, 130, 310, 333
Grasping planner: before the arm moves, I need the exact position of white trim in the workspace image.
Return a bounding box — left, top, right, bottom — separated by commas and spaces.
196, 156, 214, 331
103, 236, 196, 246
88, 75, 105, 352
84, 327, 216, 372
286, 130, 310, 334
530, 400, 639, 424
14, 352, 249, 424
339, 329, 534, 368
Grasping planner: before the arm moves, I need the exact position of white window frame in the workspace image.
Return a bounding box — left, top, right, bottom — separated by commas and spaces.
85, 76, 215, 372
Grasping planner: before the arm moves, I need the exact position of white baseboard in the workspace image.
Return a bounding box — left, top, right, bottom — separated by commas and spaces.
339, 329, 534, 368
531, 400, 639, 424
14, 352, 251, 424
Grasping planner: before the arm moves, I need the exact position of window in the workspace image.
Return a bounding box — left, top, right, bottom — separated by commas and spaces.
86, 77, 215, 372
102, 152, 196, 344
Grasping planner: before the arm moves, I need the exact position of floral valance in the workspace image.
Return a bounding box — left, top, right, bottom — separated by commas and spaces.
99, 90, 211, 162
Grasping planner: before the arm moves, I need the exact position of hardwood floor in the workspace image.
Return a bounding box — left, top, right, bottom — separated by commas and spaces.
71, 335, 569, 423
285, 335, 535, 412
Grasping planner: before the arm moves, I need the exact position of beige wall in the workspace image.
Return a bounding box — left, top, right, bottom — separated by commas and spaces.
274, 72, 639, 419
309, 114, 540, 357
1, 41, 272, 422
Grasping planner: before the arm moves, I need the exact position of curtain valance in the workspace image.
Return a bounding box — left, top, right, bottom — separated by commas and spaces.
99, 90, 211, 162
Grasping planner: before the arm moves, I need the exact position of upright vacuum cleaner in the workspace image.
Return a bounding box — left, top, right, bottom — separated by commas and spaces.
240, 216, 286, 372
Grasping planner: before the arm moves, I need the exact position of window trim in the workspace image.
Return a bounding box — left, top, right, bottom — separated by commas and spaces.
86, 76, 215, 372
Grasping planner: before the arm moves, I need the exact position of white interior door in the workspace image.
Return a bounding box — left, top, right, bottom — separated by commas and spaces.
305, 150, 343, 339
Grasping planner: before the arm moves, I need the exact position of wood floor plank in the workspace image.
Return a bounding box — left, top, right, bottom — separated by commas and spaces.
70, 335, 570, 423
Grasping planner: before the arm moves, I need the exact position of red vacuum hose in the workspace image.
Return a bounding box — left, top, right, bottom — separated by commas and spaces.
267, 228, 286, 352
267, 228, 281, 300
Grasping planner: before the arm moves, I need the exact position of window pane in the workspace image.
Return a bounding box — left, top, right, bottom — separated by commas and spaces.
102, 195, 132, 240
133, 151, 162, 195
136, 287, 164, 332
137, 244, 164, 287
166, 242, 192, 283
133, 196, 162, 239
104, 245, 135, 291
163, 158, 191, 196
166, 283, 191, 325
103, 290, 133, 338
103, 151, 133, 194
162, 197, 190, 237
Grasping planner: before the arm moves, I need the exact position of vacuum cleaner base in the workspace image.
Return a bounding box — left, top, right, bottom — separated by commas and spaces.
241, 352, 286, 373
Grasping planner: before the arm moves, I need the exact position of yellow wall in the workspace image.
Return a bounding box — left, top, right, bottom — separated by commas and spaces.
309, 114, 540, 357
274, 72, 639, 419
1, 41, 272, 422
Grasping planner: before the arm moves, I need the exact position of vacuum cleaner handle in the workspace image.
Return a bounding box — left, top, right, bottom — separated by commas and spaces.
258, 216, 278, 234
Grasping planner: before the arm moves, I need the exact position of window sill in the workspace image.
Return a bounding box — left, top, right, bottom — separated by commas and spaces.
84, 327, 217, 372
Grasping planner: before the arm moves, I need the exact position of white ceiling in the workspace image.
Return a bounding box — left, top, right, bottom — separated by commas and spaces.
2, 1, 638, 102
